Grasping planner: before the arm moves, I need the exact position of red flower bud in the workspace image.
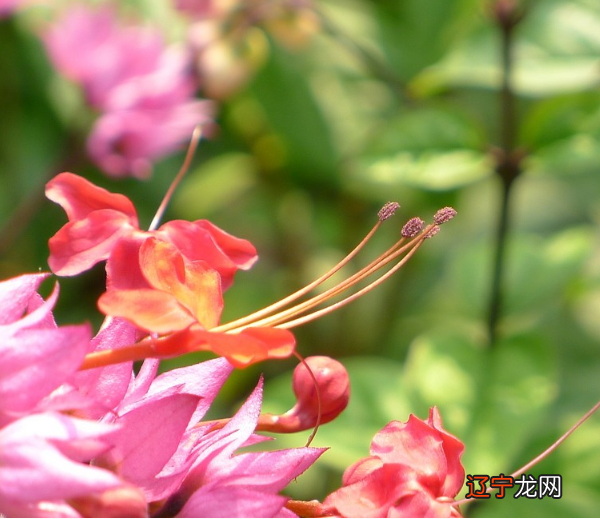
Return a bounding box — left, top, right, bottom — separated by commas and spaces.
290, 356, 350, 427
257, 356, 350, 434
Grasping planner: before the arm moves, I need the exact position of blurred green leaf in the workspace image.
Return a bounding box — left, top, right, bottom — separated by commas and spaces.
464, 332, 558, 477
402, 329, 486, 436
417, 0, 600, 97
249, 45, 339, 187
173, 152, 257, 218
353, 105, 491, 191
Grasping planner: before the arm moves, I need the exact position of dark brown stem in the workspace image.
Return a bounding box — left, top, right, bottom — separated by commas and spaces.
487, 0, 525, 346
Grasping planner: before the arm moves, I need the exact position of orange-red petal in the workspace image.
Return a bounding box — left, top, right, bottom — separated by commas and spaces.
46, 172, 138, 222
139, 238, 223, 328
154, 326, 296, 368
48, 209, 137, 276
98, 288, 196, 334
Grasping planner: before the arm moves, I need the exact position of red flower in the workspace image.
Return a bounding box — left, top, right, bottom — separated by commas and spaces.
97, 238, 295, 368
46, 172, 257, 291
46, 173, 291, 368
323, 407, 465, 518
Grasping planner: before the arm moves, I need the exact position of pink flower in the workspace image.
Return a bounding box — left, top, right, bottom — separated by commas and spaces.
96, 358, 234, 500
0, 0, 26, 16
87, 99, 211, 179
0, 412, 124, 517
173, 0, 217, 19
155, 378, 325, 517
43, 5, 213, 178
0, 273, 91, 423
323, 407, 465, 518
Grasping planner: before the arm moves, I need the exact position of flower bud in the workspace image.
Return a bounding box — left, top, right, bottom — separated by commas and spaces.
257, 356, 350, 433
289, 356, 350, 428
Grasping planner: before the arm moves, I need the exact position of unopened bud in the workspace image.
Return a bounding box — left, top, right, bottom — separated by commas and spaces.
401, 217, 424, 238
258, 356, 350, 433
378, 202, 400, 221
291, 356, 350, 426
433, 207, 457, 225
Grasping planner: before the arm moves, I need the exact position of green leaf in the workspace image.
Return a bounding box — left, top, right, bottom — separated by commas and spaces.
353, 106, 491, 191
417, 0, 600, 97
249, 45, 339, 187
464, 332, 558, 477
402, 329, 486, 437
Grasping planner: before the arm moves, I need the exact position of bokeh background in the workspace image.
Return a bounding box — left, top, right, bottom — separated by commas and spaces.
2, 0, 600, 516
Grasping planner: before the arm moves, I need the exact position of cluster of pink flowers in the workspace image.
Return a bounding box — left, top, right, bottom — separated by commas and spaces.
43, 5, 213, 178
0, 271, 328, 516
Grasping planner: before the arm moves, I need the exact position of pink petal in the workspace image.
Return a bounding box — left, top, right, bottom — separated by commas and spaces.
388, 490, 455, 518
72, 318, 137, 419
371, 417, 447, 486
87, 101, 211, 179
187, 379, 264, 477
119, 358, 160, 407
106, 233, 149, 291
0, 439, 121, 503
102, 394, 200, 485
98, 288, 197, 333
139, 238, 223, 328
324, 464, 415, 518
2, 412, 116, 460
427, 407, 466, 497
0, 324, 91, 413
0, 414, 121, 503
0, 273, 49, 325
155, 326, 295, 368
178, 485, 289, 518
1, 280, 59, 332
209, 447, 325, 493
144, 358, 233, 424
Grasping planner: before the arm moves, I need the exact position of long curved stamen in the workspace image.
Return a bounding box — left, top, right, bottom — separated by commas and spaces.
273, 228, 430, 330
148, 126, 202, 231
217, 224, 432, 332
213, 202, 400, 333
292, 350, 323, 447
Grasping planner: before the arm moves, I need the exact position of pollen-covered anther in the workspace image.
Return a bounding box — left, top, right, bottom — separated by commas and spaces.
401, 217, 424, 238
433, 206, 457, 225
425, 225, 441, 239
378, 202, 401, 221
